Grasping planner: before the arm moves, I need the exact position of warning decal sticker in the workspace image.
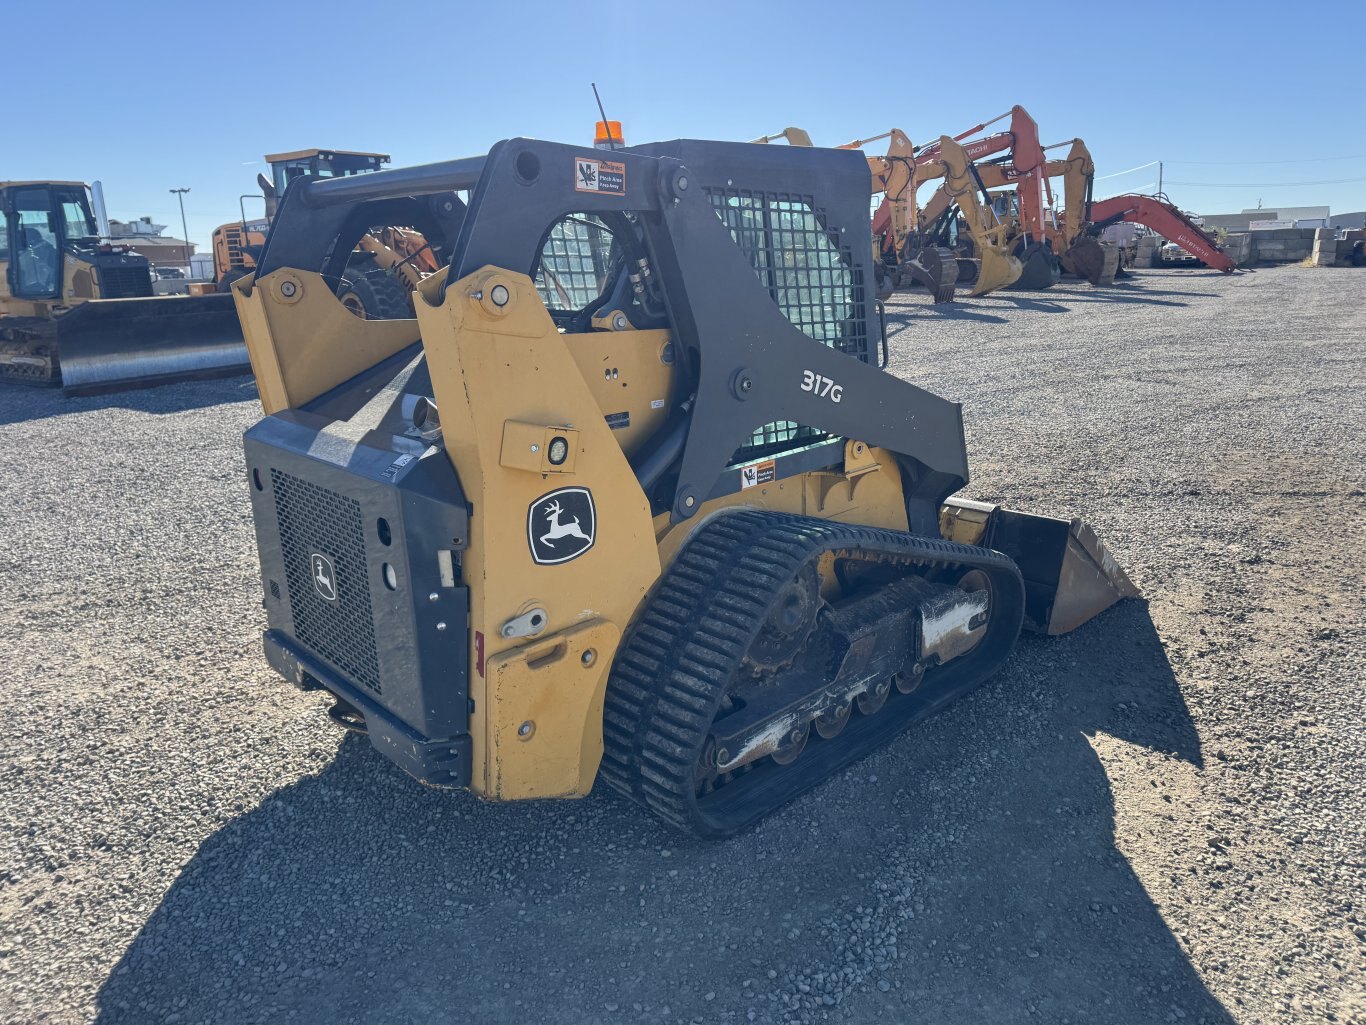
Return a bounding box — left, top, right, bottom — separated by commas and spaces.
574, 157, 626, 195
739, 459, 777, 490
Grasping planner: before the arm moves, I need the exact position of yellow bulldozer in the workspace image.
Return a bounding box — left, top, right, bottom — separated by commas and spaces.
230, 136, 1137, 838
0, 179, 243, 393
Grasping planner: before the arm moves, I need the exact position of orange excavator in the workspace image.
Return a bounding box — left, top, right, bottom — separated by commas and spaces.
857, 130, 1030, 298
1084, 195, 1235, 273
1018, 138, 1235, 275
920, 128, 1236, 284
915, 106, 1061, 289
840, 129, 959, 302
752, 127, 960, 302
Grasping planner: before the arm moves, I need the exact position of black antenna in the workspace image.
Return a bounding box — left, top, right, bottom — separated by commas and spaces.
592, 83, 617, 149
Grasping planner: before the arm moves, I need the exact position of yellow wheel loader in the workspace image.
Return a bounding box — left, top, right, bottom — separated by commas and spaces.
232, 138, 1136, 838
204, 149, 444, 320
0, 180, 244, 394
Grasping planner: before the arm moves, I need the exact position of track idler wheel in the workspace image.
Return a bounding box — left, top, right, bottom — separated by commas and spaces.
893, 663, 926, 694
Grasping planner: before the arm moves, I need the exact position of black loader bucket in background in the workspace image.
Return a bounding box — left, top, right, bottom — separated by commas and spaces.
55, 293, 248, 396
1062, 236, 1121, 286
1008, 242, 1062, 291
940, 498, 1139, 635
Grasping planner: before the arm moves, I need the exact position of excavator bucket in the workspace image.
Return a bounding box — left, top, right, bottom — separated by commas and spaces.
941, 499, 1139, 635
55, 293, 248, 396
899, 245, 959, 303
967, 246, 1023, 297
1008, 243, 1061, 291
1062, 236, 1120, 286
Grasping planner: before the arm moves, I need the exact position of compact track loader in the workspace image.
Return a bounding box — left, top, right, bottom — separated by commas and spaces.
233, 138, 1137, 838
0, 180, 244, 394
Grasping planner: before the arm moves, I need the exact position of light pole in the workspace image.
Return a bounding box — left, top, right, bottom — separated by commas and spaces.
169, 187, 191, 275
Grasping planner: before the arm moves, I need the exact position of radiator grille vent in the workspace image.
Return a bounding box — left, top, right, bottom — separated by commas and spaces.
271, 469, 382, 695
98, 264, 154, 299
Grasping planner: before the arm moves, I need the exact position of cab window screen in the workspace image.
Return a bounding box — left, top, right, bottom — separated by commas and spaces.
534, 214, 617, 314
12, 188, 61, 296
62, 200, 94, 239
706, 187, 866, 459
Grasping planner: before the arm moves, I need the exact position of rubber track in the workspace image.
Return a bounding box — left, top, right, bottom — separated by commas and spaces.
600, 510, 1024, 839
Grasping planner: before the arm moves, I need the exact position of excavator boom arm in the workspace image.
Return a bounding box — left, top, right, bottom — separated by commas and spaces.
1089, 195, 1235, 273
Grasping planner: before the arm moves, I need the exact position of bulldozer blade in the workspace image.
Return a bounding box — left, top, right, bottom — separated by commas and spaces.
55, 294, 248, 396
940, 498, 1139, 635
1007, 243, 1061, 291
1063, 237, 1120, 286
900, 246, 960, 303
967, 247, 1023, 297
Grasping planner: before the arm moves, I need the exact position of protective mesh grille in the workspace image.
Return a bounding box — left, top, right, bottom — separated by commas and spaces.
708, 188, 866, 459
271, 469, 382, 695
98, 264, 153, 299
534, 215, 616, 313
706, 188, 867, 356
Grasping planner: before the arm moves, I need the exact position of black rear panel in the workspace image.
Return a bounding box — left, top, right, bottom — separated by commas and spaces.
271, 469, 383, 694
244, 398, 473, 786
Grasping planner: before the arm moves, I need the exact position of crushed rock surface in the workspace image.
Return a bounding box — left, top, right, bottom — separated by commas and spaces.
0, 265, 1362, 1024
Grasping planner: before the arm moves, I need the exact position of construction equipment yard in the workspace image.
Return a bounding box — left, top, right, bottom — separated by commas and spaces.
1, 264, 1361, 1024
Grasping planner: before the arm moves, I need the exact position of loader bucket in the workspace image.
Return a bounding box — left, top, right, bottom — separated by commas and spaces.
56, 294, 248, 396
900, 245, 960, 303
967, 247, 1023, 297
1062, 237, 1120, 286
940, 498, 1139, 635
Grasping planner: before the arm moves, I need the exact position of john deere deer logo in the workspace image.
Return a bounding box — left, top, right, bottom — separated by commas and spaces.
528, 487, 596, 565
310, 553, 338, 602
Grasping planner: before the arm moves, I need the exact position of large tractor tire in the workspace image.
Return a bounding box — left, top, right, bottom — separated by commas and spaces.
338, 263, 412, 320
216, 268, 250, 293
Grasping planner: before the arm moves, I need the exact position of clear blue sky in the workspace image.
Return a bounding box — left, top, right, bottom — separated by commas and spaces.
12, 0, 1365, 249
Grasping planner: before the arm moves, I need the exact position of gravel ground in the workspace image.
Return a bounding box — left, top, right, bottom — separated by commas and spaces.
1, 265, 1362, 1025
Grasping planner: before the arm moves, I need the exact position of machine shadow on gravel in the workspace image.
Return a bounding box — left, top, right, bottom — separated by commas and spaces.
93, 602, 1234, 1025
977, 291, 1195, 313
0, 375, 255, 426
886, 305, 1010, 326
